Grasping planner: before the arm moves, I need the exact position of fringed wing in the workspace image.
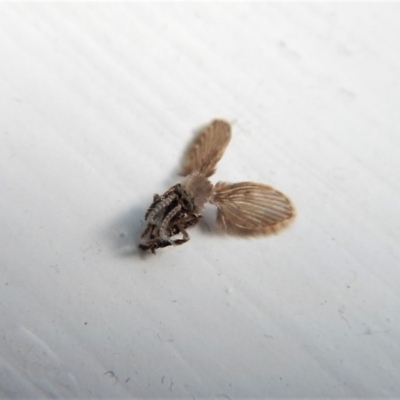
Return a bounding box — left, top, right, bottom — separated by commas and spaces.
211, 181, 295, 235
180, 120, 231, 177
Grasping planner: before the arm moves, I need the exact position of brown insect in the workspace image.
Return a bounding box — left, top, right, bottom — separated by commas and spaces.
139, 120, 295, 253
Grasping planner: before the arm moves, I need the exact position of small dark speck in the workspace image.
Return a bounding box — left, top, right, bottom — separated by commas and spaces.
84, 322, 88, 325
120, 232, 126, 238
104, 371, 118, 384
264, 334, 274, 339
125, 378, 130, 383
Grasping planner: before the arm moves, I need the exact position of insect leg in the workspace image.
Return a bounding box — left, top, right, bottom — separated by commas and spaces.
140, 223, 157, 240
159, 204, 182, 242
146, 192, 178, 224
172, 223, 190, 246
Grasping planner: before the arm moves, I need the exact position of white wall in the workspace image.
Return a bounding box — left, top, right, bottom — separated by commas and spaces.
1, 3, 399, 398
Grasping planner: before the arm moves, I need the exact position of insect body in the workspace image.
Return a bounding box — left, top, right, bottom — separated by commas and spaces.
139, 120, 295, 253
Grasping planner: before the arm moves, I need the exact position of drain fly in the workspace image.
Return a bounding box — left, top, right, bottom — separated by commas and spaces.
139, 120, 295, 253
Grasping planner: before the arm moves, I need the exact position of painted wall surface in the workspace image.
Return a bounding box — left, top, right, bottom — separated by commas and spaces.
1, 3, 399, 398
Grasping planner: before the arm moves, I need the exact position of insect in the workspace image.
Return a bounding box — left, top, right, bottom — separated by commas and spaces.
139, 120, 295, 253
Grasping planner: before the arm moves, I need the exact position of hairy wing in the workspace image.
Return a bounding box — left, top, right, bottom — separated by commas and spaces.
211, 182, 295, 235
181, 120, 231, 177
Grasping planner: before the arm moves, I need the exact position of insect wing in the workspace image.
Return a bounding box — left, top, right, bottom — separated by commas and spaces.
181, 120, 231, 177
212, 182, 295, 235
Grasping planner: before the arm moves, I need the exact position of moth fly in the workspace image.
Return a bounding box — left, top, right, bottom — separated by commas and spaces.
139, 120, 295, 253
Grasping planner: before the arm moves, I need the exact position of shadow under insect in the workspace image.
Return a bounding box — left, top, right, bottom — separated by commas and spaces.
104, 203, 149, 258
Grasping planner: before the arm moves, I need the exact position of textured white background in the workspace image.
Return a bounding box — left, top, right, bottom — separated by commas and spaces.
1, 3, 400, 399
